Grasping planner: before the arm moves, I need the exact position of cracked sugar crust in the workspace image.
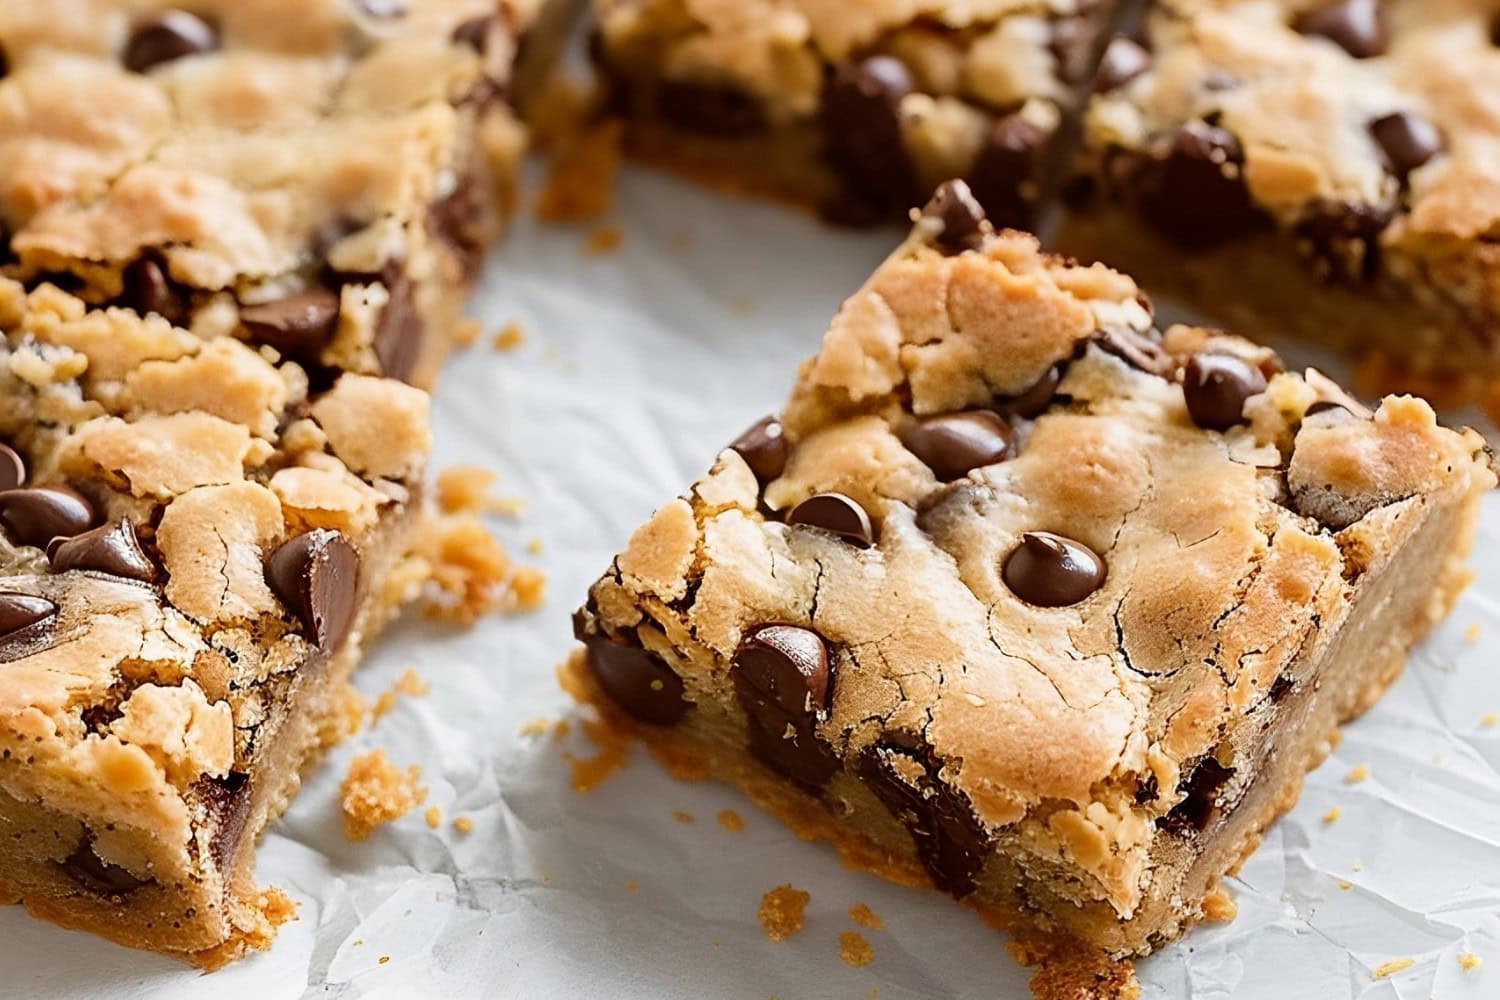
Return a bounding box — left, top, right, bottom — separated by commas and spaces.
576, 189, 1495, 920
1080, 0, 1500, 323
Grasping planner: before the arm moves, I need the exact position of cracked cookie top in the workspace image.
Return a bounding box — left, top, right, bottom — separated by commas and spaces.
576, 180, 1494, 917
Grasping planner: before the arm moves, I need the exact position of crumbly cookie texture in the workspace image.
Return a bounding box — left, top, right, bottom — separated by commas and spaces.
569, 182, 1494, 992
1061, 0, 1500, 394
592, 0, 1113, 224
0, 0, 541, 966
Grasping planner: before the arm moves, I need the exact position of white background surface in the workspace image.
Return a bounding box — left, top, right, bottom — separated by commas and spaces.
5, 167, 1500, 999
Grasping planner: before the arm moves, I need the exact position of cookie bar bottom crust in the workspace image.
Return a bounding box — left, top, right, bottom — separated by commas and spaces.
560, 477, 1479, 980
0, 501, 422, 967
1054, 209, 1498, 403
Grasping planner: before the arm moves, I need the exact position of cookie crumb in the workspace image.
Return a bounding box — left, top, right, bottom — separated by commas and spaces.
453, 317, 483, 347
673, 810, 695, 824
1345, 764, 1370, 784
1329, 729, 1344, 750
1482, 713, 1498, 728
536, 118, 622, 223
436, 466, 499, 514
625, 880, 638, 894
526, 536, 544, 555
1201, 885, 1237, 922
717, 809, 745, 832
452, 815, 474, 834
848, 903, 884, 931
1464, 622, 1482, 642
1322, 805, 1341, 823
839, 931, 875, 968
394, 669, 428, 697
565, 715, 631, 793
1338, 880, 1353, 890
1459, 951, 1482, 971
412, 513, 545, 621
492, 322, 525, 352
757, 885, 810, 943
424, 805, 441, 829
1352, 858, 1364, 872
584, 224, 624, 256
378, 955, 390, 966
1371, 957, 1414, 980
341, 750, 426, 842
371, 689, 398, 721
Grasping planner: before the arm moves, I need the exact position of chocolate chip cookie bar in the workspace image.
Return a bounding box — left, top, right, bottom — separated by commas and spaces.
1060, 0, 1500, 396
0, 0, 544, 965
591, 0, 1115, 225
567, 182, 1494, 980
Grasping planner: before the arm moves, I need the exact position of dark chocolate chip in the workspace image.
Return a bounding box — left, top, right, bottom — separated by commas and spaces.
1134, 771, 1159, 805
1304, 399, 1361, 421
658, 80, 766, 137
452, 15, 496, 53
820, 56, 918, 219
427, 173, 490, 281
1095, 326, 1175, 377
1135, 121, 1268, 249
859, 738, 988, 897
1093, 36, 1151, 93
920, 179, 990, 255
48, 519, 158, 583
123, 10, 219, 73
59, 836, 150, 895
899, 411, 1013, 482
372, 268, 423, 382
195, 770, 253, 871
1294, 0, 1386, 59
0, 487, 96, 549
0, 592, 57, 643
1048, 14, 1100, 85
999, 365, 1062, 418
1268, 671, 1295, 703
1293, 200, 1393, 285
121, 255, 184, 323
1002, 531, 1106, 607
0, 43, 8, 80
786, 493, 874, 548
1157, 755, 1235, 834
1182, 353, 1267, 431
1492, 12, 1500, 47
582, 633, 690, 725
0, 442, 24, 492
265, 529, 359, 650
240, 287, 340, 364
729, 415, 788, 484
1368, 111, 1444, 181
967, 113, 1047, 232
731, 624, 840, 791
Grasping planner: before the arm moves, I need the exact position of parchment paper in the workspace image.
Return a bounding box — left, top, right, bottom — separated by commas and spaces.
6, 166, 1499, 1000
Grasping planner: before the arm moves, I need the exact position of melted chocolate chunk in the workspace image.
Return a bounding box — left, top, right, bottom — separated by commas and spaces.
820, 57, 918, 221
1000, 365, 1062, 418
48, 520, 158, 583
264, 529, 359, 651
0, 442, 24, 492
59, 835, 150, 895
1304, 399, 1363, 421
1182, 353, 1267, 431
195, 770, 253, 871
121, 255, 185, 323
0, 43, 8, 80
786, 493, 874, 548
1294, 0, 1386, 59
731, 624, 840, 792
1003, 532, 1106, 607
729, 415, 788, 485
372, 267, 423, 383
899, 411, 1014, 482
1158, 756, 1235, 834
0, 487, 97, 549
859, 737, 989, 897
1094, 36, 1151, 93
1368, 111, 1444, 182
1134, 121, 1269, 249
967, 113, 1047, 232
658, 80, 766, 136
240, 287, 341, 365
1094, 326, 1175, 377
582, 633, 690, 725
0, 592, 57, 647
921, 180, 990, 255
124, 10, 219, 73
1293, 200, 1393, 285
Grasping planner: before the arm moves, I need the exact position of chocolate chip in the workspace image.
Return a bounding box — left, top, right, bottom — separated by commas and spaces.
729, 415, 788, 484
372, 268, 423, 382
1157, 756, 1235, 834
265, 529, 359, 650
1304, 399, 1361, 421
658, 80, 766, 137
0, 43, 9, 80
1135, 121, 1268, 249
428, 173, 490, 281
1134, 771, 1159, 805
1094, 36, 1151, 93
121, 255, 184, 323
0, 592, 57, 644
452, 15, 496, 53
732, 624, 840, 792
1368, 111, 1444, 181
123, 10, 219, 73
820, 56, 918, 220
899, 411, 1013, 482
1002, 531, 1106, 607
786, 493, 874, 548
1293, 200, 1393, 284
1492, 12, 1500, 47
1295, 0, 1386, 59
0, 487, 96, 549
921, 180, 990, 255
48, 519, 158, 583
582, 633, 690, 725
967, 113, 1046, 232
240, 287, 340, 364
195, 770, 253, 871
859, 738, 988, 897
0, 442, 24, 492
59, 835, 150, 895
1182, 353, 1267, 431
1095, 326, 1175, 377
999, 365, 1062, 418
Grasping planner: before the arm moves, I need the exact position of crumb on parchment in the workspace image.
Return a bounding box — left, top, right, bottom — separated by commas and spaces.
1459, 951, 1483, 971
1464, 623, 1481, 642
1371, 957, 1415, 980
536, 118, 622, 223
1200, 885, 1236, 922
839, 931, 875, 968
848, 903, 883, 931
565, 714, 631, 793
1345, 764, 1370, 784
493, 321, 525, 351
410, 513, 546, 622
341, 750, 427, 842
452, 317, 483, 347
673, 811, 695, 825
424, 805, 442, 829
1323, 805, 1341, 823
717, 809, 745, 833
584, 224, 624, 256
758, 885, 810, 943
453, 815, 474, 834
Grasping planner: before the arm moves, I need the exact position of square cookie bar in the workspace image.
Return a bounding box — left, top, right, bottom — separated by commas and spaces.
591, 0, 1115, 225
0, 0, 542, 965
1060, 0, 1500, 398
568, 182, 1494, 981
